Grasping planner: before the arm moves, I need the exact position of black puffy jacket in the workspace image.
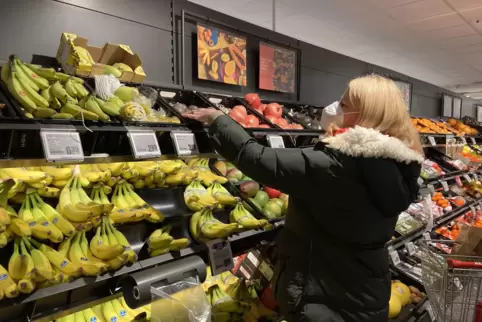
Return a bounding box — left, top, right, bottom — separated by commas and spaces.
209, 115, 422, 322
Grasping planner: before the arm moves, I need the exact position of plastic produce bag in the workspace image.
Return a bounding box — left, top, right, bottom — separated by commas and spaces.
150, 276, 211, 322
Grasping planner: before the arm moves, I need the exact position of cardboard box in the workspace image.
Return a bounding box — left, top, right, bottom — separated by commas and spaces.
56, 33, 103, 77
99, 43, 146, 83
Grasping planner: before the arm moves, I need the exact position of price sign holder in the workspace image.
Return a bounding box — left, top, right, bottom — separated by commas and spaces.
461, 137, 467, 145
267, 135, 285, 148
405, 242, 416, 256
40, 127, 84, 162
388, 248, 401, 266
423, 232, 431, 241
427, 184, 435, 194
440, 180, 449, 191
171, 131, 200, 156
207, 239, 234, 275
428, 136, 436, 146
471, 137, 477, 144
464, 174, 473, 183
473, 173, 479, 182
126, 127, 161, 159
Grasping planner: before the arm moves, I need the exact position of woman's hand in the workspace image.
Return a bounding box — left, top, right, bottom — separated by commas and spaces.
182, 108, 224, 125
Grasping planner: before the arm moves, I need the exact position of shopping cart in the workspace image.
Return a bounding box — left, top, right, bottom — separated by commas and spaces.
421, 240, 482, 321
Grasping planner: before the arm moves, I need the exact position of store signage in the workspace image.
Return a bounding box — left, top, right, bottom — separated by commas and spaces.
440, 180, 449, 191
207, 239, 234, 275
428, 136, 436, 146
127, 130, 161, 159
405, 242, 416, 256
40, 129, 84, 162
267, 135, 285, 148
171, 132, 199, 156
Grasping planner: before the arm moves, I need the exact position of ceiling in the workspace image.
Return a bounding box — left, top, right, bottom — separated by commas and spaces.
188, 0, 482, 97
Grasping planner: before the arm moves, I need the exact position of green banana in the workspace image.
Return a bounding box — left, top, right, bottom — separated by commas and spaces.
17, 61, 49, 89
85, 96, 109, 121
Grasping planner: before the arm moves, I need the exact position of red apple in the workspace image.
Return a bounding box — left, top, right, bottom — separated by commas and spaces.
257, 104, 267, 113
244, 93, 261, 107
291, 123, 304, 130
275, 118, 289, 128
258, 124, 270, 128
232, 105, 247, 118
265, 103, 282, 118
265, 115, 278, 124
229, 109, 246, 124
245, 115, 260, 127
264, 186, 281, 198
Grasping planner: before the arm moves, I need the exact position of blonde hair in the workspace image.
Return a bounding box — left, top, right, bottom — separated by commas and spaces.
346, 74, 424, 155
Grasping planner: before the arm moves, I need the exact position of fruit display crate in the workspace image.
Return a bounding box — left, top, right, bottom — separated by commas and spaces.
277, 101, 323, 130
198, 92, 278, 130
259, 99, 309, 131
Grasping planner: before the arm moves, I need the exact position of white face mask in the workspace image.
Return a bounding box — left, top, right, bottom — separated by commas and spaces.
320, 101, 360, 131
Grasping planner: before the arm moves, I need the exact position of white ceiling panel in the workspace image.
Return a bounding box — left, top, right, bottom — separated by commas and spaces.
188, 0, 482, 90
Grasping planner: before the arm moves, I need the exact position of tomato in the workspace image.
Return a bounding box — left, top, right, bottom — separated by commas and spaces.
232, 105, 247, 118
258, 124, 271, 128
245, 115, 260, 127
229, 109, 246, 123
244, 93, 261, 107
264, 186, 281, 198
265, 103, 282, 118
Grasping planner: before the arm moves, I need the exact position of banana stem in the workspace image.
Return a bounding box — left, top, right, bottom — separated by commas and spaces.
28, 238, 41, 249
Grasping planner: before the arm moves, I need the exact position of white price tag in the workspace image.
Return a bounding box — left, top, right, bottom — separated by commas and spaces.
464, 174, 472, 182
428, 136, 436, 146
405, 242, 416, 256
423, 232, 431, 241
427, 184, 435, 194
171, 132, 199, 156
471, 137, 477, 144
207, 239, 234, 275
267, 135, 285, 148
127, 130, 161, 159
440, 180, 449, 191
389, 250, 401, 266
40, 130, 84, 162
473, 174, 479, 182
461, 137, 467, 145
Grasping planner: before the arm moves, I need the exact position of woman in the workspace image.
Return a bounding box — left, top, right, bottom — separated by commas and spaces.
183, 75, 423, 322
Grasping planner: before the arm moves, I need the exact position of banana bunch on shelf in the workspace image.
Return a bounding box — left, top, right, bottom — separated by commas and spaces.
208, 182, 238, 206
110, 180, 164, 224
189, 208, 240, 242
57, 294, 150, 322
0, 55, 103, 120
58, 174, 114, 230
122, 161, 165, 189
147, 225, 190, 257
207, 284, 251, 322
0, 179, 30, 246
230, 203, 268, 230
184, 180, 219, 212
188, 158, 228, 186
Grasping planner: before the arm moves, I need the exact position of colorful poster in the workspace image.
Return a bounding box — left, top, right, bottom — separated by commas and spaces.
259, 42, 296, 93
197, 24, 247, 86
394, 80, 411, 110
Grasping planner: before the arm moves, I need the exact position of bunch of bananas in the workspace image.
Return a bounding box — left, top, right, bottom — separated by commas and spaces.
187, 158, 228, 186
207, 182, 238, 206
184, 180, 219, 212
163, 160, 200, 187
189, 208, 240, 242
0, 179, 31, 246
59, 217, 134, 276
0, 55, 105, 120
230, 203, 268, 230
56, 294, 150, 322
207, 284, 251, 322
120, 161, 165, 189
110, 180, 164, 224
147, 225, 190, 257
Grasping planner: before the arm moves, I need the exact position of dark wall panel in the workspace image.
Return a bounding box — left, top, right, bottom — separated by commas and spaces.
411, 96, 440, 118
0, 0, 173, 84
300, 67, 349, 106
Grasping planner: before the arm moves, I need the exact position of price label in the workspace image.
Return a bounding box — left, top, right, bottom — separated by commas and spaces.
471, 137, 477, 144
40, 130, 84, 162
464, 174, 472, 182
428, 136, 436, 146
427, 184, 435, 194
440, 180, 449, 191
473, 174, 479, 182
446, 134, 454, 139
389, 250, 401, 266
455, 176, 463, 187
405, 242, 416, 256
127, 130, 161, 159
207, 239, 234, 276
461, 137, 467, 145
267, 135, 285, 148
423, 302, 435, 321
423, 232, 431, 241
171, 132, 199, 156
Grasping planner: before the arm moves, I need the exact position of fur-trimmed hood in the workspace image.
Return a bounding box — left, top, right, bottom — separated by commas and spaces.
322, 126, 424, 164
